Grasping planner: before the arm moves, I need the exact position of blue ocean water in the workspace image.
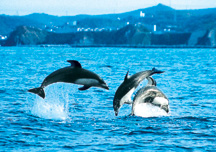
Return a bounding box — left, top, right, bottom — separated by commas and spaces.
0, 47, 216, 151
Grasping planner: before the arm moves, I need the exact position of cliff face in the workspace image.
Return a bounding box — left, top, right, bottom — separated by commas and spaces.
4, 26, 82, 46
151, 33, 191, 45
83, 25, 151, 45
113, 25, 151, 45
208, 29, 216, 47
4, 25, 215, 47
188, 31, 207, 46
3, 25, 151, 46
188, 29, 216, 46
4, 26, 48, 46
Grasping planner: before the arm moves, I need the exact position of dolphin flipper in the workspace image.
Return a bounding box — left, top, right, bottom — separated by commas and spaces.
147, 77, 157, 86
78, 85, 91, 91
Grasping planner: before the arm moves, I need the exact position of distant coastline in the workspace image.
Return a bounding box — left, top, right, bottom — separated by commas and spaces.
1, 44, 215, 49
1, 4, 216, 47
69, 44, 216, 49
1, 25, 214, 47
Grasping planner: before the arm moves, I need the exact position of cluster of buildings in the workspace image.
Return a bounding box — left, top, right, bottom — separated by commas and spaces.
44, 21, 118, 33
1, 9, 181, 42
77, 27, 118, 32
0, 35, 7, 40
41, 10, 179, 34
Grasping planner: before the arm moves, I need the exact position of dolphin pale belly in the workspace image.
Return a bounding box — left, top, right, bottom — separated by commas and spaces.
113, 68, 164, 116
131, 77, 169, 116
28, 60, 109, 99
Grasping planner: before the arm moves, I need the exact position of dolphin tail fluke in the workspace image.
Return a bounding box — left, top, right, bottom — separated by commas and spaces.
28, 87, 45, 99
152, 67, 164, 74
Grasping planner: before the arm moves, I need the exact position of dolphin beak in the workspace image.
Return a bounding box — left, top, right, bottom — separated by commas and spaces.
115, 111, 118, 116
101, 83, 109, 90
161, 105, 169, 113
105, 85, 109, 90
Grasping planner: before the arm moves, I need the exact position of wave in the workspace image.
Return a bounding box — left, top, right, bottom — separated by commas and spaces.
133, 103, 170, 118
30, 85, 71, 121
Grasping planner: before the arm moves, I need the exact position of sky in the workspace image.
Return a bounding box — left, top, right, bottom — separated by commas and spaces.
1, 0, 216, 16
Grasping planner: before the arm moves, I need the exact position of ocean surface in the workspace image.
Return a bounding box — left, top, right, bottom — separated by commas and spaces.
0, 47, 216, 151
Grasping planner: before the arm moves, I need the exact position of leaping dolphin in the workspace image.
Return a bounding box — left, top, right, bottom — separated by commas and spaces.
28, 60, 109, 99
131, 77, 169, 116
113, 68, 164, 116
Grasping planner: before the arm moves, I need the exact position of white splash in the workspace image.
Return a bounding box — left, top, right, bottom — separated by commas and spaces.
30, 84, 71, 121
133, 103, 170, 118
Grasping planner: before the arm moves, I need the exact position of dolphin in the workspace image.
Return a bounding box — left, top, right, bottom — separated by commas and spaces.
113, 68, 164, 116
131, 76, 169, 116
28, 60, 109, 99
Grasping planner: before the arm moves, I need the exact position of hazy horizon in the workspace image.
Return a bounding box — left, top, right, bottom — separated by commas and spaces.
1, 0, 216, 16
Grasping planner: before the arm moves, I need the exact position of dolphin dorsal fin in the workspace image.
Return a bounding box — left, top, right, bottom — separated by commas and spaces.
124, 70, 129, 81
67, 60, 82, 68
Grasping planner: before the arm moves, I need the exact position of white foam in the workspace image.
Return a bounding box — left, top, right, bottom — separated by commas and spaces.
30, 84, 71, 121
133, 103, 170, 118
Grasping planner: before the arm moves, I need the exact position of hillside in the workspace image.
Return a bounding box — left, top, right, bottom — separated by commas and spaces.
4, 26, 48, 46
2, 25, 151, 46
1, 4, 216, 36
3, 25, 199, 46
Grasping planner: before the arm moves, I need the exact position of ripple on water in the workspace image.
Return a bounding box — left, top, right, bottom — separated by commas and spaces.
1, 47, 216, 151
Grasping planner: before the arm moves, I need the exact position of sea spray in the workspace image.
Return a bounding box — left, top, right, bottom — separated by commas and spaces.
30, 84, 72, 121
133, 103, 170, 118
